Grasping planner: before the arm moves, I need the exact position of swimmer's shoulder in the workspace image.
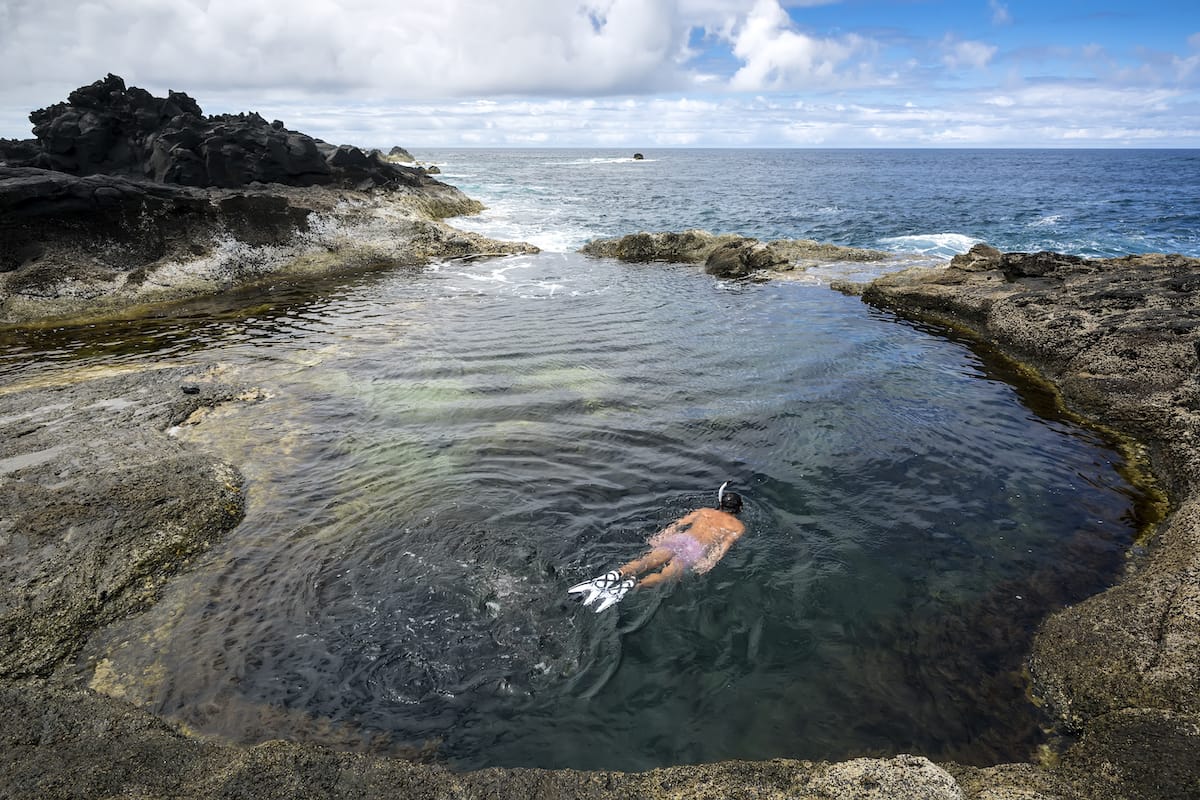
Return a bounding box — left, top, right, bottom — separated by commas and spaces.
695, 507, 743, 527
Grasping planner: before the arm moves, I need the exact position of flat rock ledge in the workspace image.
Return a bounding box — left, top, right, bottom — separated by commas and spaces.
860, 244, 1200, 800
0, 165, 537, 324
580, 229, 893, 279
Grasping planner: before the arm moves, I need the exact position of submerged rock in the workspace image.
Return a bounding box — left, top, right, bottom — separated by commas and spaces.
0, 366, 248, 678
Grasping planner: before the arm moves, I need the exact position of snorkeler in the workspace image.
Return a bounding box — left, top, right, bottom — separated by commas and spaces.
568, 482, 745, 612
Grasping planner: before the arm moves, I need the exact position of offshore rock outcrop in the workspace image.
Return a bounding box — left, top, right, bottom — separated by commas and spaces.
580, 229, 893, 279
862, 244, 1200, 800
0, 76, 537, 323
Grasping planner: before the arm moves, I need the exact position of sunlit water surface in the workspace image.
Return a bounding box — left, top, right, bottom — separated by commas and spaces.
3, 252, 1148, 770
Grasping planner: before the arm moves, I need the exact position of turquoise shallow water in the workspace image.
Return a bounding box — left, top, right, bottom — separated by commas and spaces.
3, 246, 1148, 770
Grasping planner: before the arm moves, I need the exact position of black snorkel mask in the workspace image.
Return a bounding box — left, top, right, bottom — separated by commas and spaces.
718, 481, 743, 514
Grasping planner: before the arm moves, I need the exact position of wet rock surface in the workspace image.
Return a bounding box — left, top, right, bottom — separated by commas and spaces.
0, 166, 536, 323
863, 244, 1200, 799
0, 672, 985, 799
0, 366, 248, 679
580, 229, 892, 278
0, 164, 536, 323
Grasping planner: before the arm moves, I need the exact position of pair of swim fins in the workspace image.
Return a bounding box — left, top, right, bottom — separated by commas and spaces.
567, 570, 633, 613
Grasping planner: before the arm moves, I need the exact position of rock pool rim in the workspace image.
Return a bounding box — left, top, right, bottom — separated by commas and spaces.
872, 303, 1169, 549
1, 257, 1184, 800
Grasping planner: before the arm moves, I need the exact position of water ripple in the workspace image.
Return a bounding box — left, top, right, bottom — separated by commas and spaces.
47, 251, 1147, 771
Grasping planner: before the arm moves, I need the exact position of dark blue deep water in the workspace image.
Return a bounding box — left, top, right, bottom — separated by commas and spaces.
430, 148, 1200, 260
4, 149, 1175, 772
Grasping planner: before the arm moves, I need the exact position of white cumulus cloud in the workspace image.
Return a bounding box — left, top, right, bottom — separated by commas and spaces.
727, 0, 870, 90
942, 38, 998, 70
0, 0, 1197, 147
0, 0, 859, 100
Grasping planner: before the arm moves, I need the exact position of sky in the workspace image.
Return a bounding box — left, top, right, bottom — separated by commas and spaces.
0, 0, 1197, 148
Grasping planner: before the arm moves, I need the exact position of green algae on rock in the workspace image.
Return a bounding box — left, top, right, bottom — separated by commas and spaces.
0, 366, 251, 678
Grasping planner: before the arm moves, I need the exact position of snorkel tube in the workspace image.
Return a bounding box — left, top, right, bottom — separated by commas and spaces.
718, 481, 730, 508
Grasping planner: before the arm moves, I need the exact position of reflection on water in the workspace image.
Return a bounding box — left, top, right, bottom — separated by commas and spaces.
5, 253, 1150, 771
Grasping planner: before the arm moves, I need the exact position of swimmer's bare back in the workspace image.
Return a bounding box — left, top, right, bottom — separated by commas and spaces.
568, 483, 745, 612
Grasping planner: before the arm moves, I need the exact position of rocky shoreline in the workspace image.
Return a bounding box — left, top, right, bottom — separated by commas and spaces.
2, 78, 1197, 799
0, 76, 536, 324
4, 245, 1197, 799
857, 245, 1200, 798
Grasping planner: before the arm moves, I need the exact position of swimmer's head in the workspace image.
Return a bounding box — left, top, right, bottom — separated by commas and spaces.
717, 481, 743, 514
720, 492, 743, 514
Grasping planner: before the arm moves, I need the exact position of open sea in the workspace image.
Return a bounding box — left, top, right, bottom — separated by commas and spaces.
430, 148, 1200, 260
7, 149, 1192, 771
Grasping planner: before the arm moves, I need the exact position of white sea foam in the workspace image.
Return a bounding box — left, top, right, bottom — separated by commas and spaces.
877, 233, 980, 258
561, 157, 657, 165
447, 197, 598, 253
1028, 214, 1063, 228
434, 255, 578, 300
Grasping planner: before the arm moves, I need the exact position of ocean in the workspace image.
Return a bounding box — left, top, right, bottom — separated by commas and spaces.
11, 149, 1183, 771
427, 148, 1200, 261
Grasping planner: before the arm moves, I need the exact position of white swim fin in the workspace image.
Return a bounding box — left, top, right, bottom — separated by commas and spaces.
567, 570, 634, 613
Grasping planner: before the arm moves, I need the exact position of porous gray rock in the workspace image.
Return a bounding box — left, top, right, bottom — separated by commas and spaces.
0, 164, 537, 322
0, 366, 249, 678
704, 237, 789, 278
950, 243, 1002, 272
580, 230, 892, 278
0, 76, 542, 324
580, 229, 737, 263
